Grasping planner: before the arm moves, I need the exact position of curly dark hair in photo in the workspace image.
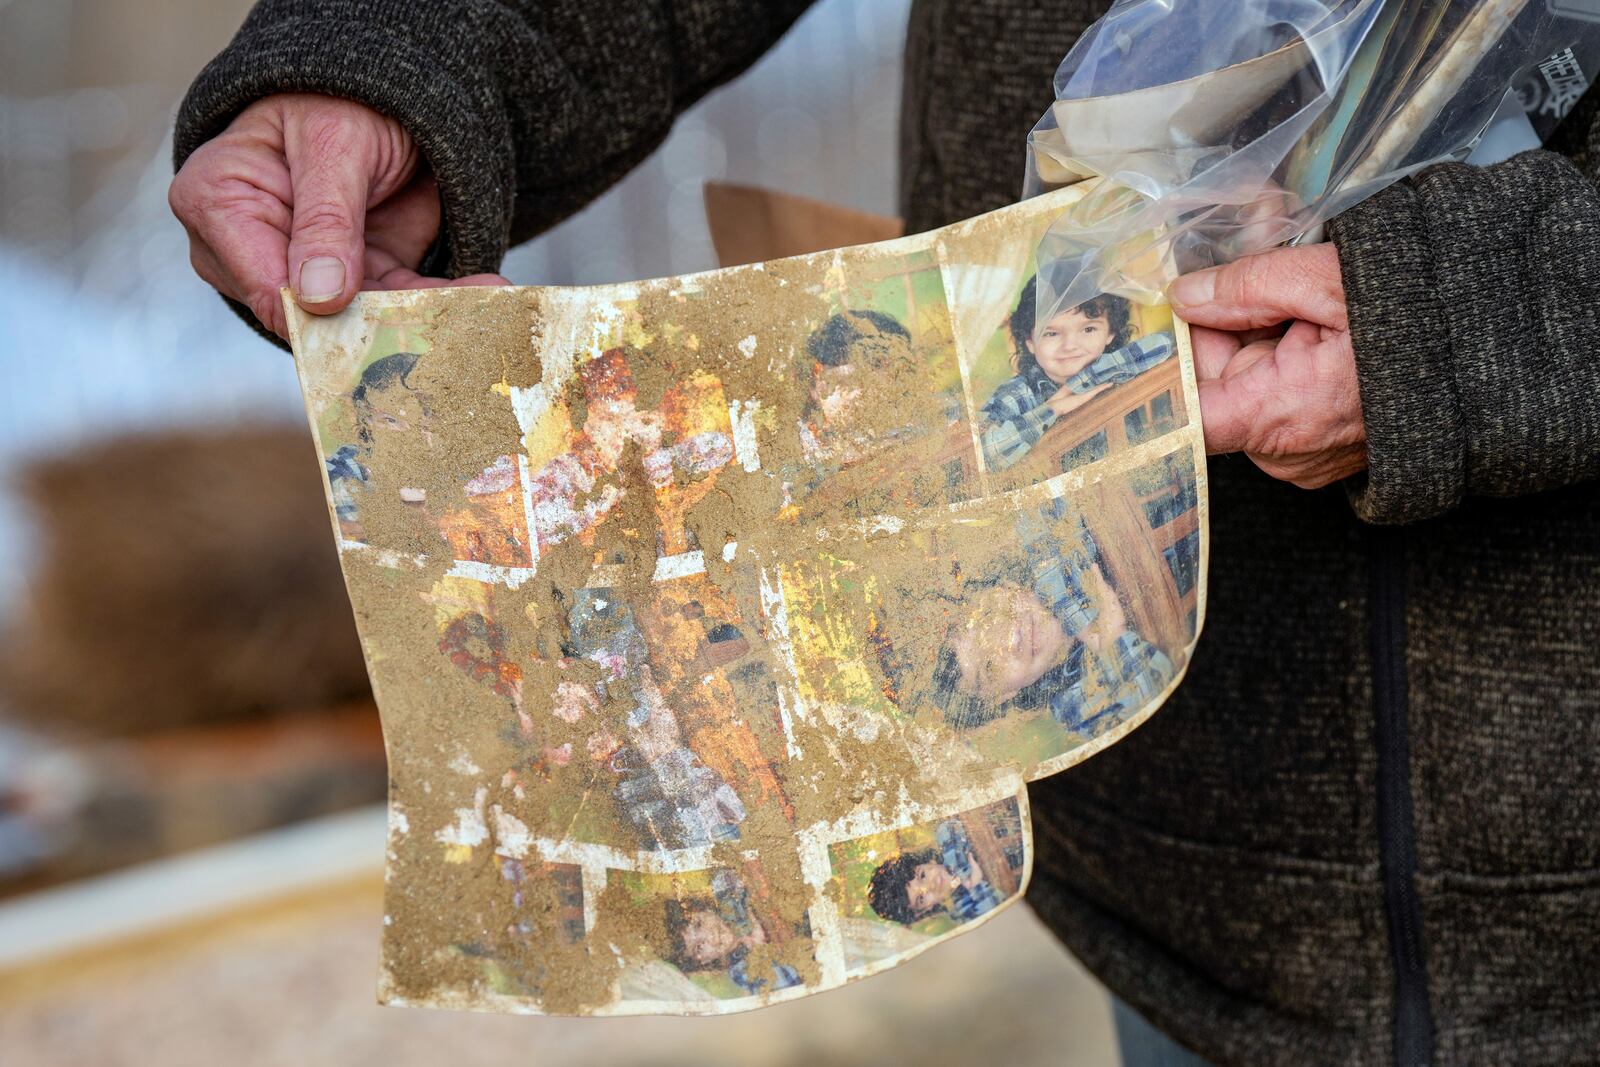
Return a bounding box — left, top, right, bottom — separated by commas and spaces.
805, 309, 911, 368
352, 351, 428, 442
1009, 276, 1135, 377
868, 849, 941, 925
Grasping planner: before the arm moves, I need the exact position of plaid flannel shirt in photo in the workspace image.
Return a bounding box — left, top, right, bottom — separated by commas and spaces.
1047, 630, 1174, 735
1021, 500, 1100, 636
935, 820, 1003, 922
1019, 499, 1175, 734
979, 330, 1176, 471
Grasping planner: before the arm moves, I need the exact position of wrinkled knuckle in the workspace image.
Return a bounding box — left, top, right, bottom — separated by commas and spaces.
245, 290, 276, 322
293, 199, 355, 242
167, 173, 195, 217
1240, 254, 1277, 298
1257, 456, 1296, 483
187, 244, 214, 279
208, 193, 259, 229
299, 111, 359, 159
169, 165, 224, 221
178, 176, 243, 227
1217, 255, 1269, 308
1213, 263, 1248, 305
1256, 423, 1299, 459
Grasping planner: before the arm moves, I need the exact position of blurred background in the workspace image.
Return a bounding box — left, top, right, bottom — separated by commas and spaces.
0, 1, 1117, 1062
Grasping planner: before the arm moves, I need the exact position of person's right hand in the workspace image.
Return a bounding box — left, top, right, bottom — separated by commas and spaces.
1044, 380, 1112, 418
1081, 563, 1126, 655
169, 93, 506, 339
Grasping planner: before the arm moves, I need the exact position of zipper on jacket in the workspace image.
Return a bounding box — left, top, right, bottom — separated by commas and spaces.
1368, 526, 1434, 1067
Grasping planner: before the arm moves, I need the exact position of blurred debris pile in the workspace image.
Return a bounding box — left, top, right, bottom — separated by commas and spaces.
0, 425, 382, 894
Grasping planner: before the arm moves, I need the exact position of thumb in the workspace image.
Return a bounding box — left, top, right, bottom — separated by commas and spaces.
284, 129, 372, 314
1169, 244, 1346, 333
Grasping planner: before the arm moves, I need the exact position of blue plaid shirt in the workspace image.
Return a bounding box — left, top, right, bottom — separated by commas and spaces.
713, 871, 803, 995
326, 444, 369, 523
1047, 631, 1174, 735
727, 947, 802, 996
979, 331, 1175, 471
1018, 499, 1100, 637
935, 820, 1003, 923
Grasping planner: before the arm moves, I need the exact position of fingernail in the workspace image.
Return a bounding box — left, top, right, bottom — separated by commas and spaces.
298, 257, 345, 302
1168, 270, 1215, 308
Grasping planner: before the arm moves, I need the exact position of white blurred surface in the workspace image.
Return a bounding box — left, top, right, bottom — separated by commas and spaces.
0, 804, 386, 968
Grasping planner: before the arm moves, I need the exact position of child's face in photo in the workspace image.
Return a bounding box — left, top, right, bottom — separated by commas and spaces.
810, 362, 862, 424
680, 908, 739, 964
807, 324, 915, 432
362, 386, 430, 441
951, 583, 1072, 702
1028, 306, 1114, 385
904, 860, 960, 916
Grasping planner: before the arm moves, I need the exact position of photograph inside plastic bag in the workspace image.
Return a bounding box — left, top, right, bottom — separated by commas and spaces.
286, 181, 1207, 1015
1025, 0, 1600, 322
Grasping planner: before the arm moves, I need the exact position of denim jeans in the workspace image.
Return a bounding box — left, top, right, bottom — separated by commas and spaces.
1112, 997, 1214, 1067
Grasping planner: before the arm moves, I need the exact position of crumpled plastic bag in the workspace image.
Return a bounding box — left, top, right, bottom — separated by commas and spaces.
1025, 0, 1600, 323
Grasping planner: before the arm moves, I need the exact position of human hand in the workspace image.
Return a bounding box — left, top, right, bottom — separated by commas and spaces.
169, 93, 507, 339
1081, 564, 1126, 655
1168, 244, 1367, 490
1044, 380, 1112, 418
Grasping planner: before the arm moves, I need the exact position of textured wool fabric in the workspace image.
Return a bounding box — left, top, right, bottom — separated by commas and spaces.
1336, 151, 1600, 524
177, 2, 1600, 1063
174, 0, 812, 345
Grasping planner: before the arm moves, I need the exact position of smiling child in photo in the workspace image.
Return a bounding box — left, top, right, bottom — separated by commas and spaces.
979, 276, 1174, 471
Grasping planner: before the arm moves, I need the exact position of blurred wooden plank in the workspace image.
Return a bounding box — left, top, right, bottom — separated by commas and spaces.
0, 804, 386, 977
704, 181, 904, 268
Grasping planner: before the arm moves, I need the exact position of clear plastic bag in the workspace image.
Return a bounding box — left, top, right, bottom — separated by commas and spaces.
1024, 0, 1600, 323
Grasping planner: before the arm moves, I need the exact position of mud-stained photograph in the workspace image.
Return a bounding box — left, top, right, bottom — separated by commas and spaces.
961, 273, 1187, 492
605, 863, 818, 1008
776, 245, 979, 519
436, 859, 589, 1003
773, 445, 1198, 775
20, 0, 1586, 1061
286, 180, 1208, 1015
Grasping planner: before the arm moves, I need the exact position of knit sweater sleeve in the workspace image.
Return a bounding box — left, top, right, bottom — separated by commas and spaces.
173, 0, 814, 282
1326, 144, 1600, 525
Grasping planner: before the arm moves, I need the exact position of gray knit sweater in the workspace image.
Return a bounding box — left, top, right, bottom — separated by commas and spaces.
178, 4, 1600, 1064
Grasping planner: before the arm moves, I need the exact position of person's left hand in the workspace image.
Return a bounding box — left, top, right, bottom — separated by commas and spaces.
1168, 244, 1367, 489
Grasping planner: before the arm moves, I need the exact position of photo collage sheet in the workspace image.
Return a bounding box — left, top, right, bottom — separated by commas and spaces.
286, 179, 1208, 1016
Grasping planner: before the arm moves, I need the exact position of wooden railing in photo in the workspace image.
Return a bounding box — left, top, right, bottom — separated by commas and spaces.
991, 357, 1187, 492
977, 358, 1199, 661
1080, 472, 1200, 666
788, 357, 1198, 663
959, 806, 1026, 899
